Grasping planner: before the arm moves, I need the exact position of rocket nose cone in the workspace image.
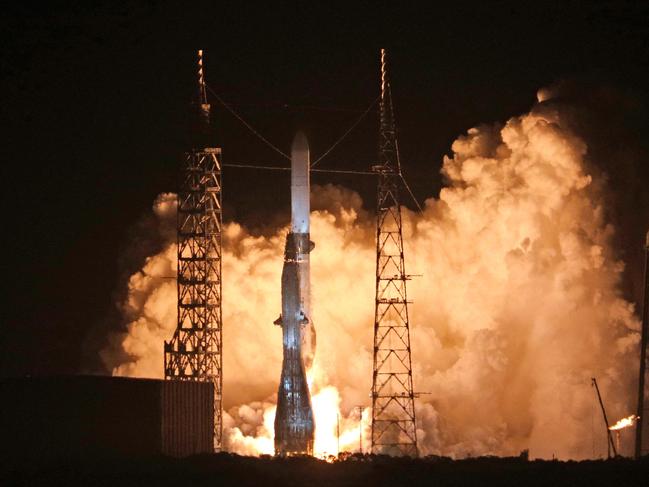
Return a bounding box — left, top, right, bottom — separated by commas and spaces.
292, 131, 309, 153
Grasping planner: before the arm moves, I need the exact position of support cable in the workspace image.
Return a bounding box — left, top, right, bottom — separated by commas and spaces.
223, 163, 289, 171
205, 84, 290, 160
311, 95, 380, 168
206, 100, 373, 114
314, 168, 377, 176
223, 162, 375, 176
399, 173, 423, 213
395, 128, 424, 213
387, 90, 424, 213
205, 84, 421, 209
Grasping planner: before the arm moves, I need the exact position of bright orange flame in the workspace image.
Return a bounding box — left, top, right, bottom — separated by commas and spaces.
227, 363, 370, 458
608, 414, 639, 431
232, 385, 369, 458
311, 386, 370, 458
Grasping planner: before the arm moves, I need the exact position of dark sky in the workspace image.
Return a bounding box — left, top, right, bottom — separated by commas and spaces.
1, 2, 648, 376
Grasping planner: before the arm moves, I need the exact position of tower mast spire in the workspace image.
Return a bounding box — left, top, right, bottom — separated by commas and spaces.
197, 49, 210, 126
164, 50, 224, 452
370, 49, 418, 457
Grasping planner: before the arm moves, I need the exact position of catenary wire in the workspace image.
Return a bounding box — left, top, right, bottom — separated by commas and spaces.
395, 136, 424, 213
223, 163, 423, 208
204, 86, 423, 209
223, 162, 375, 176
310, 95, 380, 168
400, 173, 424, 213
206, 84, 290, 160
209, 100, 374, 114
206, 83, 378, 168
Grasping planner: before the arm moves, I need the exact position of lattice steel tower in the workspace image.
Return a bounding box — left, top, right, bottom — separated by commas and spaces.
164, 50, 223, 451
370, 49, 418, 457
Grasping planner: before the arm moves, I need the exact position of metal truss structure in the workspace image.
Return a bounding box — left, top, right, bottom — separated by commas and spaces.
370, 49, 418, 457
164, 50, 223, 451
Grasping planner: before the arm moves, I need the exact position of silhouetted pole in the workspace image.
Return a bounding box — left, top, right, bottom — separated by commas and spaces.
635, 232, 649, 459
592, 378, 618, 458
355, 406, 364, 453
337, 413, 340, 456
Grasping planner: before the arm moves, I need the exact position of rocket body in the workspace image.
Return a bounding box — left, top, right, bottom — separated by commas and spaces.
274, 132, 316, 456
291, 132, 310, 235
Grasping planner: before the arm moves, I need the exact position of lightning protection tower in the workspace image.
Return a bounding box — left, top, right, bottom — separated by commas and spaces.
164, 50, 223, 451
370, 49, 418, 457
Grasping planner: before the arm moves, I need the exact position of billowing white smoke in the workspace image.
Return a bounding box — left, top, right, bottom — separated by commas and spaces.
100, 94, 640, 459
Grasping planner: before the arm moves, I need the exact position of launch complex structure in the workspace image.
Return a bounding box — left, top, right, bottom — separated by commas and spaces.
160, 49, 417, 455
159, 49, 649, 459
164, 50, 223, 450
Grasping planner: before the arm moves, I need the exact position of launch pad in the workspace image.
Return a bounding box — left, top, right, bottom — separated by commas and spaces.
159, 48, 649, 461
162, 49, 420, 458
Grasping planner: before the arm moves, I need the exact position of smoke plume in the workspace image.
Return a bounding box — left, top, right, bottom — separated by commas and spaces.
100, 93, 641, 459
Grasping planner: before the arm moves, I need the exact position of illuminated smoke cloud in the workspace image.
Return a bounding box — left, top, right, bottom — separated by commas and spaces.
100, 94, 640, 459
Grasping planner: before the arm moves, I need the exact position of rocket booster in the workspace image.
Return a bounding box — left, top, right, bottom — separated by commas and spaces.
291, 132, 316, 369
274, 132, 316, 456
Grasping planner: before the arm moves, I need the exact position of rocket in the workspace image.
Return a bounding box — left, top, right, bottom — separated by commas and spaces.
273, 132, 316, 456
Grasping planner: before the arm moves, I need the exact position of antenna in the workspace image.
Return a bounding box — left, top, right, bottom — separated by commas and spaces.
197, 50, 210, 123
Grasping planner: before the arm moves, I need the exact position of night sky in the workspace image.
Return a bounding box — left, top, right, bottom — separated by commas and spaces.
2, 2, 648, 377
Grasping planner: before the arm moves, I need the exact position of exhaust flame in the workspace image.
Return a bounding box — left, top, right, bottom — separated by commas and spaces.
222, 382, 370, 459
608, 415, 639, 431
99, 90, 641, 459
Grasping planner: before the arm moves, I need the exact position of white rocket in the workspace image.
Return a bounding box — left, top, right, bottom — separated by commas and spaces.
273, 132, 316, 456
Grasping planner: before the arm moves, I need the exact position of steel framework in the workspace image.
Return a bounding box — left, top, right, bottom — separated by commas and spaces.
370, 49, 418, 457
164, 50, 223, 451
